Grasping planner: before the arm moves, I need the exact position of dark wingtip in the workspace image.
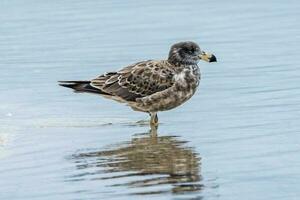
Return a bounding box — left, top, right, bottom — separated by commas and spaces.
58, 80, 107, 95
58, 80, 84, 89
59, 82, 77, 89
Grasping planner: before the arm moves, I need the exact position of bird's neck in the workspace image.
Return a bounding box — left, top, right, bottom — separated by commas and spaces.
166, 60, 198, 73
167, 56, 198, 66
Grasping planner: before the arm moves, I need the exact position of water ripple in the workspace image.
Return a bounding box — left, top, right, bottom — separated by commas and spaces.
66, 129, 204, 196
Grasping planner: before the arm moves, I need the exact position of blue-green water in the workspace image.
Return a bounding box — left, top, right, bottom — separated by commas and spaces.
1, 0, 300, 199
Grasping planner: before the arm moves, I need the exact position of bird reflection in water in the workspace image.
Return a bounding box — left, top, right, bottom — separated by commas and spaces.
69, 127, 202, 195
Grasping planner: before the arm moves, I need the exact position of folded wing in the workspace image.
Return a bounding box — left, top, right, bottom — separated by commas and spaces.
90, 60, 175, 102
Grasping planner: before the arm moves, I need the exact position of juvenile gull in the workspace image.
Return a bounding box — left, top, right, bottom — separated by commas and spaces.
59, 41, 216, 126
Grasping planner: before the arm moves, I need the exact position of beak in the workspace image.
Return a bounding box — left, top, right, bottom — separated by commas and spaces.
199, 51, 217, 62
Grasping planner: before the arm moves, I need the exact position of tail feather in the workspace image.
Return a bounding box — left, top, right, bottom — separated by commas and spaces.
58, 80, 108, 94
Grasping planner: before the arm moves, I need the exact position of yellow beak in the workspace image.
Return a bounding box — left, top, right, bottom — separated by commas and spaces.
199, 51, 217, 62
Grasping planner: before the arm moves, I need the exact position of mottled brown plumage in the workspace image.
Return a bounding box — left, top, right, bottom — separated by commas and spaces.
59, 41, 216, 126
91, 60, 175, 102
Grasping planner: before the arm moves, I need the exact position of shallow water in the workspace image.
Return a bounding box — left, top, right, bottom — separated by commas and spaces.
1, 0, 300, 199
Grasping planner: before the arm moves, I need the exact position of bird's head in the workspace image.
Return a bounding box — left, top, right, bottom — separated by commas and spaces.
168, 41, 217, 65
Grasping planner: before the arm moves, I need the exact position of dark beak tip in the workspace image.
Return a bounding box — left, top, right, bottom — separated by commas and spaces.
209, 54, 217, 62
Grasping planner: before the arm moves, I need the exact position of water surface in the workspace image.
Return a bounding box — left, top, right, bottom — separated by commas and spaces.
1, 0, 300, 199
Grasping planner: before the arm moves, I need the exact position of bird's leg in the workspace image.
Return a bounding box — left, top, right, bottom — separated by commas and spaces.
149, 112, 158, 127
150, 125, 158, 138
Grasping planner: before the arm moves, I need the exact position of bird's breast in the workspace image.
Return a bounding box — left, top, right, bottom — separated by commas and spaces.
174, 65, 200, 89
149, 66, 200, 111
133, 65, 200, 112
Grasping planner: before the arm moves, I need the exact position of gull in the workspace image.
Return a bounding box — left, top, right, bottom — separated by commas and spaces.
59, 41, 216, 126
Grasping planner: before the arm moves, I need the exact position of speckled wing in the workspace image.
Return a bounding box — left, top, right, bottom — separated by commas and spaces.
90, 60, 175, 102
